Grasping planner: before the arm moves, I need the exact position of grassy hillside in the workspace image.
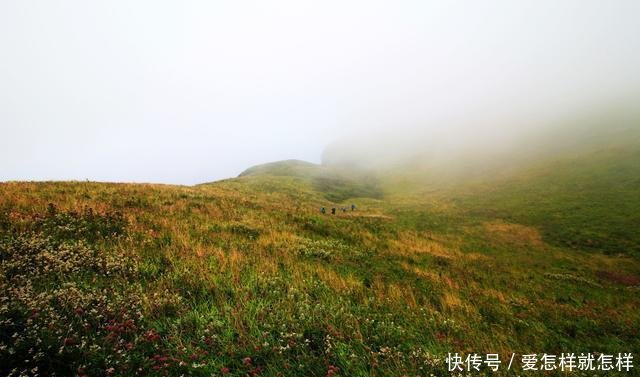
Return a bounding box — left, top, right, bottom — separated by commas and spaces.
1, 163, 638, 376
236, 159, 383, 203
453, 145, 640, 256
382, 123, 640, 258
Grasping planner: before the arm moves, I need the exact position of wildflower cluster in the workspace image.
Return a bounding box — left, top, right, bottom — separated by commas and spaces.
33, 204, 127, 245
0, 206, 142, 376
296, 238, 351, 260
544, 272, 603, 288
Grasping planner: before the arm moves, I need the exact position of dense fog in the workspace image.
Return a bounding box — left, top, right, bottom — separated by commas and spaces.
1, 1, 639, 184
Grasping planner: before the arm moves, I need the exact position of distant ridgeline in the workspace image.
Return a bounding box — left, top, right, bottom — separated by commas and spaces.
238, 159, 383, 203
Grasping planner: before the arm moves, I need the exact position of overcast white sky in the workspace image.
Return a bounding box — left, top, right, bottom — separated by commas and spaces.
1, 1, 639, 184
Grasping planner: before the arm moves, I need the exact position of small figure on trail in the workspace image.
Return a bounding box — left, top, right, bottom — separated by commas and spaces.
351, 203, 356, 211
331, 207, 336, 215
321, 207, 326, 214
342, 207, 347, 212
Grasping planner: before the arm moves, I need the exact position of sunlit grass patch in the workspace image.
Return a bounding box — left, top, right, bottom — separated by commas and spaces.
483, 220, 545, 248
311, 265, 363, 294
390, 231, 460, 260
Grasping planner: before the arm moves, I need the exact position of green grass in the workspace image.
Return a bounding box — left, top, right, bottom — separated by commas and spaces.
234, 159, 383, 203
1, 140, 639, 376
441, 144, 640, 256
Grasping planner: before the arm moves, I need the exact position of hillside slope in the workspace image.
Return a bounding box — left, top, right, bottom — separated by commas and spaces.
234, 159, 383, 203
452, 144, 640, 256
1, 117, 639, 376
1, 161, 639, 376
370, 120, 640, 257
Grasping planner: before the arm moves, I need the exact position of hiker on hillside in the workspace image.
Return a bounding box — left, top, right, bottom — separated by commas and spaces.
351, 204, 356, 211
331, 207, 336, 215
321, 207, 326, 214
342, 207, 347, 212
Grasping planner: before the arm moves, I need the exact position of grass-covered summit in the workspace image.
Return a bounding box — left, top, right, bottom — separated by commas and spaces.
238, 159, 320, 178
237, 159, 383, 203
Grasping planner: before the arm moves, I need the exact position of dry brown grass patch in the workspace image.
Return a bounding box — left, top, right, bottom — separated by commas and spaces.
313, 265, 362, 294
399, 262, 459, 289
484, 220, 545, 248
596, 270, 640, 286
